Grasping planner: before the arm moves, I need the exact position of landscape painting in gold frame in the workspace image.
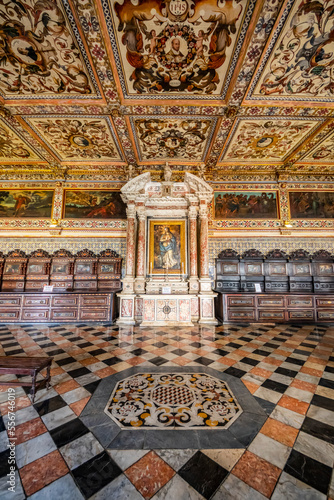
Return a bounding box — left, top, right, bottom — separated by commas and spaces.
148, 220, 186, 275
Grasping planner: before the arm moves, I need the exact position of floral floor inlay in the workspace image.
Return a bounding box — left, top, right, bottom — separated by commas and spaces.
104, 373, 242, 429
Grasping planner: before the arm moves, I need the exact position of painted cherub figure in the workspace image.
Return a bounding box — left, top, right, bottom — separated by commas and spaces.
195, 30, 207, 58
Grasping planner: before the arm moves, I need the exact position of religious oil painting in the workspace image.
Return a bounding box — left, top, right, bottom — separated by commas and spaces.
149, 220, 186, 275
0, 190, 54, 218
27, 264, 44, 274
214, 191, 278, 219
289, 192, 334, 219
63, 190, 126, 219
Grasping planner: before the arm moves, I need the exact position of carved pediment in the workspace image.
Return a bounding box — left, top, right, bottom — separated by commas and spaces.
312, 250, 333, 261
52, 249, 74, 258
7, 249, 27, 258
289, 249, 310, 260
30, 249, 51, 258
98, 249, 120, 258
266, 249, 288, 260
241, 249, 264, 259
76, 249, 96, 258
217, 249, 240, 259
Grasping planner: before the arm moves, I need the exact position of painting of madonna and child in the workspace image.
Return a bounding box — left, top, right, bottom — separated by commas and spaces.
149, 220, 186, 275
214, 191, 278, 219
63, 190, 126, 219
289, 191, 334, 219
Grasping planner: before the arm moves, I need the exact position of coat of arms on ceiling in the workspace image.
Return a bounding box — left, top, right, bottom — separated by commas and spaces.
130, 116, 216, 161
107, 0, 254, 98
23, 116, 123, 162
0, 0, 98, 98
247, 0, 334, 103
219, 117, 321, 164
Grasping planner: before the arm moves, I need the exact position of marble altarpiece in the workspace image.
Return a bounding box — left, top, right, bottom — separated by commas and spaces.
117, 171, 216, 326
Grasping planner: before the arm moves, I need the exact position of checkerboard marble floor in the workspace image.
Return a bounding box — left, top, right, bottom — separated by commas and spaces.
0, 322, 333, 499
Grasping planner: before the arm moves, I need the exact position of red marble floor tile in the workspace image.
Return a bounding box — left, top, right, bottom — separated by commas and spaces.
127, 356, 146, 366
0, 396, 31, 413
278, 395, 310, 415
250, 367, 272, 379
55, 379, 80, 394
94, 366, 117, 378
70, 396, 90, 416
232, 450, 281, 498
125, 451, 175, 499
79, 357, 99, 366
265, 357, 282, 367
290, 379, 317, 393
172, 356, 190, 366
216, 357, 236, 367
308, 356, 327, 366
50, 367, 65, 376
300, 366, 323, 377
19, 450, 69, 497
242, 380, 260, 394
13, 417, 47, 445
260, 418, 298, 447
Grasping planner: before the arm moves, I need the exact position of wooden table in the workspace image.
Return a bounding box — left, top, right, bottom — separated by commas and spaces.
0, 357, 53, 402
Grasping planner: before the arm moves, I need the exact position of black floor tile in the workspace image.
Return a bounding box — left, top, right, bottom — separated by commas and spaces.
254, 397, 276, 415
193, 357, 214, 366
252, 349, 270, 357
179, 451, 228, 499
172, 349, 188, 356
310, 394, 334, 412
262, 379, 288, 394
46, 349, 65, 356
72, 451, 122, 499
284, 449, 332, 495
67, 367, 91, 379
240, 357, 259, 367
324, 365, 334, 374
319, 378, 334, 390
50, 418, 89, 448
301, 416, 334, 445
0, 450, 10, 478
104, 357, 123, 366
5, 349, 24, 355
224, 367, 246, 378
285, 357, 305, 366
131, 348, 147, 356
34, 395, 67, 416
0, 415, 5, 432
88, 349, 106, 357
275, 367, 298, 378
226, 342, 242, 349
56, 356, 77, 367
84, 380, 101, 394
149, 356, 169, 366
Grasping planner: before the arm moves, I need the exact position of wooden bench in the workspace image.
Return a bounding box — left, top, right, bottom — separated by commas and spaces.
0, 357, 53, 403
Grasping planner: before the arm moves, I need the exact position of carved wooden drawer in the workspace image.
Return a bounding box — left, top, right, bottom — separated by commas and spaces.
227, 310, 255, 321
79, 308, 110, 321
73, 281, 97, 290
80, 295, 110, 307
50, 309, 78, 321
317, 310, 334, 321
257, 297, 284, 307
0, 310, 20, 320
287, 297, 313, 308
258, 310, 285, 321
52, 296, 79, 307
316, 298, 334, 307
98, 281, 121, 289
23, 296, 51, 307
22, 309, 50, 321
2, 282, 24, 291
287, 310, 314, 320
227, 296, 255, 307
0, 297, 21, 307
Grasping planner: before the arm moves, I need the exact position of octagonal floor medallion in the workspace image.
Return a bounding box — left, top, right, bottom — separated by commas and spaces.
104, 373, 242, 429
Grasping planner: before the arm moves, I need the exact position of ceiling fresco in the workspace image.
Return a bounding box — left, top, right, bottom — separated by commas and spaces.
246, 0, 334, 104
0, 0, 333, 181
23, 116, 123, 162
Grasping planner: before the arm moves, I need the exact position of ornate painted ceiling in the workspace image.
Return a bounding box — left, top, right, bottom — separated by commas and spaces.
0, 0, 334, 182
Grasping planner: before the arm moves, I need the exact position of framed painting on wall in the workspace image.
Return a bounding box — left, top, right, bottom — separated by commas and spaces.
148, 220, 186, 275
213, 191, 278, 219
0, 190, 54, 218
289, 191, 334, 218
63, 190, 126, 219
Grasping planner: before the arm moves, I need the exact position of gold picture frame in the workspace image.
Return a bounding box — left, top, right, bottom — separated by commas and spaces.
148, 219, 186, 275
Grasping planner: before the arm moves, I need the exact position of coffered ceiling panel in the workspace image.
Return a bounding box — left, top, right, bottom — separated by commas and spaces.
0, 0, 100, 100
105, 0, 256, 101
129, 116, 217, 163
219, 117, 322, 164
23, 116, 124, 162
246, 0, 334, 105
0, 118, 41, 162
302, 128, 334, 163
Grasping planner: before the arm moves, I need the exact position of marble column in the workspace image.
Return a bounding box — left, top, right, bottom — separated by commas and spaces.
199, 209, 209, 278
123, 204, 136, 293
135, 212, 146, 293
188, 208, 199, 295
